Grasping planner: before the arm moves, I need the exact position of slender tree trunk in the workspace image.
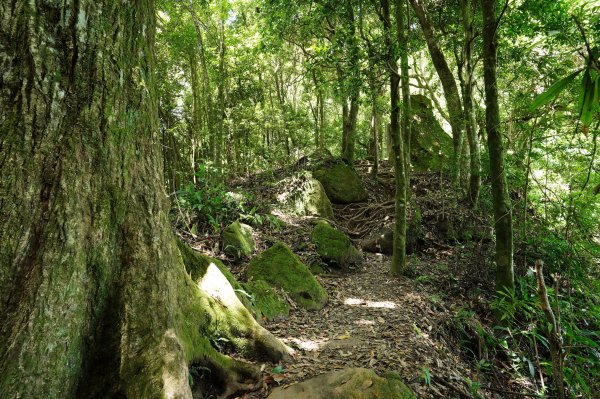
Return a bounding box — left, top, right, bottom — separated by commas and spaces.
409, 0, 464, 186
0, 2, 290, 398
381, 0, 408, 275
189, 3, 216, 166
461, 0, 481, 206
340, 2, 361, 164
481, 0, 514, 292
399, 0, 412, 178
216, 6, 226, 173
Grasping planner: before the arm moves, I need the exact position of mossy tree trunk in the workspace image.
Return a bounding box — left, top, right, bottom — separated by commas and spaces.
409, 0, 464, 187
481, 0, 515, 292
0, 2, 290, 398
380, 0, 408, 276
340, 2, 361, 165
460, 0, 481, 207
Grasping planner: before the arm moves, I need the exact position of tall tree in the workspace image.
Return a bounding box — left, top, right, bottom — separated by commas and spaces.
0, 2, 289, 398
481, 0, 514, 292
409, 0, 465, 186
381, 0, 409, 275
460, 0, 481, 206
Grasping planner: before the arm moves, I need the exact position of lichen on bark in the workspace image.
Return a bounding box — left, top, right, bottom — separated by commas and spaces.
0, 2, 291, 398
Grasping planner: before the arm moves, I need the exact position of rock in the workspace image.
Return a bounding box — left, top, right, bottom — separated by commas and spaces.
268, 368, 416, 399
221, 220, 255, 260
313, 160, 368, 204
176, 239, 255, 314
243, 280, 290, 321
311, 221, 361, 267
410, 94, 453, 172
360, 229, 394, 255
247, 242, 328, 310
274, 172, 334, 219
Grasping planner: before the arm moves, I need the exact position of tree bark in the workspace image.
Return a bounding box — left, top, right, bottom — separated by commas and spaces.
481, 0, 514, 292
460, 0, 481, 206
380, 0, 408, 275
409, 0, 464, 186
0, 2, 290, 398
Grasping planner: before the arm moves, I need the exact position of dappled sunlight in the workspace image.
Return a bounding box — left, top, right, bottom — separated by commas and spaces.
282, 336, 330, 351
343, 297, 397, 309
199, 263, 245, 311
354, 319, 376, 326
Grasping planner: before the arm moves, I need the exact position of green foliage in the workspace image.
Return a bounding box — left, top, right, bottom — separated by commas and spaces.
489, 273, 600, 397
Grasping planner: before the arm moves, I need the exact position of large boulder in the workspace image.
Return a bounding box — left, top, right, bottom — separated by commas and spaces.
268, 368, 416, 399
410, 94, 453, 171
311, 221, 361, 268
243, 280, 290, 321
313, 160, 367, 204
221, 220, 255, 260
247, 242, 328, 310
274, 172, 334, 219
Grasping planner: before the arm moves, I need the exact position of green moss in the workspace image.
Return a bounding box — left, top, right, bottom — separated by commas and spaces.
269, 368, 416, 399
247, 242, 328, 310
221, 220, 254, 260
275, 172, 334, 219
176, 239, 255, 313
410, 94, 453, 172
313, 161, 367, 204
311, 221, 361, 267
243, 280, 290, 321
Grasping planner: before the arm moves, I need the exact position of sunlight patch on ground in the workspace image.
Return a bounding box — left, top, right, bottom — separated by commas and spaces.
282, 336, 329, 351
344, 297, 397, 309
354, 319, 376, 326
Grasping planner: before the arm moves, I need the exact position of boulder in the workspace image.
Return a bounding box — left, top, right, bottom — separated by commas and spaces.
313, 160, 367, 204
311, 221, 361, 267
410, 94, 453, 171
274, 172, 334, 219
243, 280, 290, 321
176, 239, 255, 314
360, 229, 394, 255
268, 368, 415, 399
221, 220, 255, 260
247, 242, 328, 310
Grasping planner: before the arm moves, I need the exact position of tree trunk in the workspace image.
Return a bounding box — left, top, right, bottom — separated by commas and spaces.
189, 2, 216, 168
461, 0, 481, 207
0, 2, 291, 398
409, 0, 464, 186
481, 0, 515, 292
380, 0, 408, 276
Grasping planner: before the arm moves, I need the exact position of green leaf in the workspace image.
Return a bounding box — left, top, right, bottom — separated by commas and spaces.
272, 365, 284, 373
579, 69, 596, 126
529, 69, 583, 111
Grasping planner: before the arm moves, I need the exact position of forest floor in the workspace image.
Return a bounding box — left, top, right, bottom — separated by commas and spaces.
182, 162, 518, 399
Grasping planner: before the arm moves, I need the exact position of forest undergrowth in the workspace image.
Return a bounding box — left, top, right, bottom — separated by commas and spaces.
174, 160, 599, 399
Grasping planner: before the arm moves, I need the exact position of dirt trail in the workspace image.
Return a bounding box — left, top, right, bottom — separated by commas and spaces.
258, 252, 486, 398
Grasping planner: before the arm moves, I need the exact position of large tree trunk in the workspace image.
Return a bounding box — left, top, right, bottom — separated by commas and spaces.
481, 0, 514, 292
0, 2, 290, 398
409, 0, 464, 186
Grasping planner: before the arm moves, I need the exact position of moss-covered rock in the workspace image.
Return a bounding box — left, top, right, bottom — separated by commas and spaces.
313, 161, 367, 204
243, 280, 290, 321
311, 221, 361, 268
268, 368, 416, 399
410, 94, 453, 172
176, 239, 255, 313
274, 172, 334, 219
221, 220, 255, 260
247, 242, 328, 310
